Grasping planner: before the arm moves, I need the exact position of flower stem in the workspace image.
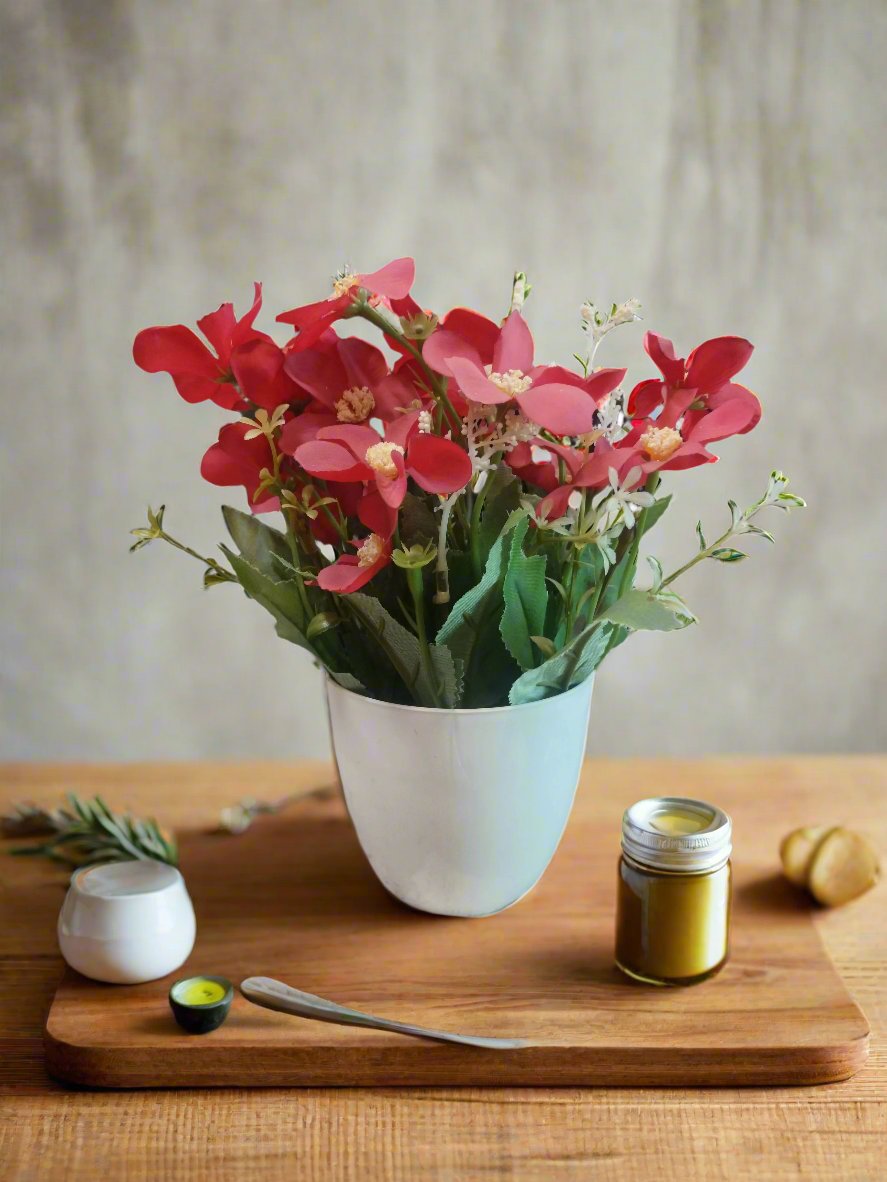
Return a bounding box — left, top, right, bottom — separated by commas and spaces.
354, 303, 462, 434
407, 566, 441, 707
157, 532, 234, 581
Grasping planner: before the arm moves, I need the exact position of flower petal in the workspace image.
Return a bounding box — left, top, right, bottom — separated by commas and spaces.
317, 552, 388, 593
517, 382, 597, 435
294, 439, 371, 481
230, 339, 300, 411
407, 433, 472, 494
317, 422, 381, 460
133, 325, 219, 382
422, 328, 484, 376
278, 410, 337, 454
440, 308, 500, 363
284, 344, 348, 408
685, 336, 754, 393
584, 367, 627, 406
375, 449, 408, 508
493, 311, 534, 374
359, 257, 415, 299
196, 303, 236, 359
358, 488, 398, 537
448, 356, 513, 404
704, 381, 762, 435
338, 336, 389, 390
644, 333, 686, 386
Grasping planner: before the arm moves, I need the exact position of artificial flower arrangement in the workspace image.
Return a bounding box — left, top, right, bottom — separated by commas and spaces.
131, 258, 803, 710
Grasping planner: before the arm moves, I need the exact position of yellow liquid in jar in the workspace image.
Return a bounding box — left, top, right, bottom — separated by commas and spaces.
177, 979, 226, 1006
648, 806, 712, 836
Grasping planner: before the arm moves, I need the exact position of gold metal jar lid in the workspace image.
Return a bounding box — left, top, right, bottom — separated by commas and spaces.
621, 796, 732, 873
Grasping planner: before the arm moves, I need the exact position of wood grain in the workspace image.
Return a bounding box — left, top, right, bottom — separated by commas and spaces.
1, 758, 885, 1180
42, 775, 869, 1088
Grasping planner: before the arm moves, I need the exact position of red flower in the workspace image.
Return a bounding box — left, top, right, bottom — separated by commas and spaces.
282, 334, 416, 430
133, 285, 273, 410
276, 258, 416, 352
628, 332, 760, 435
425, 310, 624, 436
200, 422, 277, 512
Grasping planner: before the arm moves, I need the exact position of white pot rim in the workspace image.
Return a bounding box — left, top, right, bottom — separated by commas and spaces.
325, 671, 594, 717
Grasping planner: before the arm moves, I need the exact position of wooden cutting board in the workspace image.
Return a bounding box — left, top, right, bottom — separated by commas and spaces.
44, 777, 870, 1088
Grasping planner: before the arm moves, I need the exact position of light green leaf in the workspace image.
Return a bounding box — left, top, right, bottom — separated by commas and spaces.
500, 517, 548, 670
509, 621, 613, 705
646, 555, 664, 593
306, 611, 341, 640
710, 547, 747, 563
348, 593, 459, 708
599, 587, 697, 632
695, 520, 707, 551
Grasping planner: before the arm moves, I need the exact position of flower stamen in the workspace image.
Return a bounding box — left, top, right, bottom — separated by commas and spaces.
640, 425, 682, 462
489, 369, 532, 398
335, 386, 375, 423
356, 533, 385, 568
364, 441, 405, 478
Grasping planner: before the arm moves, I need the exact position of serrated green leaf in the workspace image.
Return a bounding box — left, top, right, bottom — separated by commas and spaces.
500, 517, 548, 670
509, 621, 613, 704
710, 547, 747, 563
477, 466, 522, 565
221, 546, 310, 640
348, 593, 458, 707
599, 587, 697, 632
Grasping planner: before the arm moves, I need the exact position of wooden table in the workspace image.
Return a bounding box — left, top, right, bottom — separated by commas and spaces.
1, 758, 884, 1180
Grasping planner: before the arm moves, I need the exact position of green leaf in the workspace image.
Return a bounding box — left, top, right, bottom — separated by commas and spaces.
646, 555, 664, 593
436, 527, 520, 708
398, 493, 439, 547
221, 546, 310, 641
326, 670, 366, 693
710, 547, 747, 563
695, 520, 707, 551
477, 466, 522, 565
347, 593, 459, 708
222, 506, 292, 578
531, 635, 557, 659
509, 621, 613, 705
599, 587, 697, 632
500, 517, 548, 670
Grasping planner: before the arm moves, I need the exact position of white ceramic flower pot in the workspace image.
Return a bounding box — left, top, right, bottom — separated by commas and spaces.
325, 675, 594, 917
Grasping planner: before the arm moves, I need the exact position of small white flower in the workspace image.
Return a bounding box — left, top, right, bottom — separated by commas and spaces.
591, 466, 655, 530
417, 409, 433, 433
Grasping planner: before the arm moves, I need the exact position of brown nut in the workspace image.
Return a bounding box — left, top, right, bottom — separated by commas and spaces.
779, 825, 832, 887
807, 828, 881, 907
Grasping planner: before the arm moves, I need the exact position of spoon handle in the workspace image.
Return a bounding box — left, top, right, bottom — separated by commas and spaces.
240, 976, 527, 1050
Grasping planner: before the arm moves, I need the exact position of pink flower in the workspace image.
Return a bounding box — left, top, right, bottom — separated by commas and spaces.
276, 258, 416, 351
293, 414, 472, 516
629, 332, 760, 436
133, 285, 277, 410
316, 532, 392, 594
425, 310, 624, 436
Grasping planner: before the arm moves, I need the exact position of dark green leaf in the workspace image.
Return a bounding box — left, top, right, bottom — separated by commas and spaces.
500, 517, 548, 670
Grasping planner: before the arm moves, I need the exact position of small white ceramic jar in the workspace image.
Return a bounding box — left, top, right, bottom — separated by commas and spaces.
58, 861, 196, 984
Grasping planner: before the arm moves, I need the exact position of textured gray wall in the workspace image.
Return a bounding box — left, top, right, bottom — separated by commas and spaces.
2, 0, 885, 760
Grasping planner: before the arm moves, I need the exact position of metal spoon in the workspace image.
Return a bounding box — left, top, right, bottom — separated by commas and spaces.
240, 976, 528, 1050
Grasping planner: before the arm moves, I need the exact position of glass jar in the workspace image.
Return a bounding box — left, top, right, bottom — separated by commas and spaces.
615, 796, 732, 986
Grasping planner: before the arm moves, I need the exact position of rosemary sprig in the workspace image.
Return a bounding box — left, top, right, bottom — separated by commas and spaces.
3, 794, 178, 868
